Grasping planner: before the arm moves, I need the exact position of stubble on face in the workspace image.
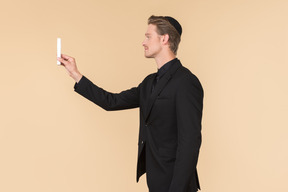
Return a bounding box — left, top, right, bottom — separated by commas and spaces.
142, 24, 162, 58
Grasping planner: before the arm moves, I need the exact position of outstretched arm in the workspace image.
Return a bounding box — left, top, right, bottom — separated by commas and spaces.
58, 54, 140, 111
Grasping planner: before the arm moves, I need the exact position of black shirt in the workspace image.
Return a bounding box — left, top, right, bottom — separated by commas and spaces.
152, 58, 178, 92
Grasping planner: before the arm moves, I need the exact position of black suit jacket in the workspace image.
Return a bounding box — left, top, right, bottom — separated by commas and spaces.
74, 59, 204, 192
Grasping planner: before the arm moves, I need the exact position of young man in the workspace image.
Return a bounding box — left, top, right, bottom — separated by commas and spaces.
58, 15, 203, 192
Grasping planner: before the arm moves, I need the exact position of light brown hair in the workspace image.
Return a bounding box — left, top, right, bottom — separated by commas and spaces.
148, 15, 181, 55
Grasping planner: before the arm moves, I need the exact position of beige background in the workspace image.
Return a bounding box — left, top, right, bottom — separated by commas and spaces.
0, 0, 287, 191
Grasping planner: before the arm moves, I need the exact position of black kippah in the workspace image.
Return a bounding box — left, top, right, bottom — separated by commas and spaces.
164, 16, 182, 36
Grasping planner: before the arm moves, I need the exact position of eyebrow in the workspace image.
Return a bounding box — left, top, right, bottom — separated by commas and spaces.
145, 33, 151, 36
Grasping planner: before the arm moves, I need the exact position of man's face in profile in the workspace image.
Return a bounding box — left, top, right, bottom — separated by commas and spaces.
142, 24, 163, 58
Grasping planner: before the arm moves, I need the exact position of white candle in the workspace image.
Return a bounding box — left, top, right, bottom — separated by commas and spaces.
57, 38, 61, 65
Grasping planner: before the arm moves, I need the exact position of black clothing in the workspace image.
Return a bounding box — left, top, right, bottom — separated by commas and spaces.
74, 59, 203, 192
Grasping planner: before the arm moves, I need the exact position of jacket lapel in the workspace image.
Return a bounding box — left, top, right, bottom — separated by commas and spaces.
144, 60, 182, 123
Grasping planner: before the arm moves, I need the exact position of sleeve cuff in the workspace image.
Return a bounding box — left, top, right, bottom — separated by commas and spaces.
74, 75, 87, 91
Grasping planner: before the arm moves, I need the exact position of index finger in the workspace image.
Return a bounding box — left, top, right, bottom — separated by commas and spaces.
61, 54, 74, 61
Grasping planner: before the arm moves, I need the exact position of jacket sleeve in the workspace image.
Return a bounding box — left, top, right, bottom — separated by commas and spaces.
168, 75, 204, 192
74, 76, 140, 111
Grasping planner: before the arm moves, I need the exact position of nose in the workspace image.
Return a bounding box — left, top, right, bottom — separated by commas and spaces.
142, 39, 146, 47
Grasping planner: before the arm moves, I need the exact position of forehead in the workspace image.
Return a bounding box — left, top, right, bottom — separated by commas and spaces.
145, 24, 158, 35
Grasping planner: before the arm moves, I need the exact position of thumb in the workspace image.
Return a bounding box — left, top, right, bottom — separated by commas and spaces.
57, 57, 69, 66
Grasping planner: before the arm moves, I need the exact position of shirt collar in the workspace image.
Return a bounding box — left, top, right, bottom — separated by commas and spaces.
157, 58, 178, 78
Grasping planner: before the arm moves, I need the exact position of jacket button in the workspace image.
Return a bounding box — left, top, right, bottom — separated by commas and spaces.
141, 141, 144, 144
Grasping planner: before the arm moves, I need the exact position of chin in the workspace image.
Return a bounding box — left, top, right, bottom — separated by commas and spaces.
144, 53, 154, 58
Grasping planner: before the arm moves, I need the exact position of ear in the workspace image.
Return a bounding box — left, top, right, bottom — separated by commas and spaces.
161, 34, 170, 45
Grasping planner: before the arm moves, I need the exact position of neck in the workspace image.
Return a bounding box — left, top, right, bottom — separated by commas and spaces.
155, 51, 176, 69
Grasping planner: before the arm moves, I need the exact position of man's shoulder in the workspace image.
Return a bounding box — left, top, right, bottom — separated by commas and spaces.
176, 64, 201, 83
136, 72, 156, 89
173, 63, 203, 95
142, 72, 156, 82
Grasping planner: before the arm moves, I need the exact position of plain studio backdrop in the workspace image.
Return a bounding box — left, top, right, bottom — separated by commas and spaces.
0, 0, 287, 191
